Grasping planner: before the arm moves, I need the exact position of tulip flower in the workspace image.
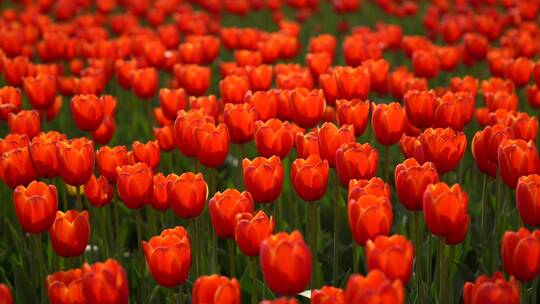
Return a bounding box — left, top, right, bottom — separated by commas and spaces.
132, 140, 161, 169
57, 138, 95, 187
8, 110, 40, 138
158, 88, 187, 120
142, 226, 191, 287
246, 65, 273, 92
254, 119, 295, 159
295, 130, 320, 158
131, 67, 158, 99
29, 131, 66, 178
505, 112, 538, 142
498, 139, 539, 189
345, 270, 404, 304
189, 95, 219, 120
235, 211, 274, 256
174, 109, 215, 158
348, 194, 393, 246
502, 228, 540, 282
516, 174, 540, 226
49, 210, 90, 257
0, 284, 13, 304
70, 94, 105, 132
209, 189, 254, 239
153, 125, 176, 152
242, 156, 283, 204
404, 90, 437, 128
0, 147, 37, 189
80, 259, 129, 304
0, 86, 22, 121
463, 272, 519, 304
96, 145, 129, 184
84, 175, 113, 208
260, 298, 298, 304
418, 128, 467, 174
394, 158, 439, 210
220, 75, 250, 104
151, 173, 170, 211
116, 162, 153, 209
192, 275, 241, 304
223, 103, 256, 144
348, 177, 391, 203
336, 142, 379, 186
168, 172, 208, 219
291, 155, 330, 202
260, 231, 312, 296
245, 91, 278, 121
14, 181, 58, 233
290, 88, 326, 128
23, 75, 57, 110
317, 123, 355, 167
46, 268, 85, 304
174, 64, 211, 96
311, 286, 344, 304
335, 98, 370, 137
365, 234, 414, 284
194, 123, 230, 168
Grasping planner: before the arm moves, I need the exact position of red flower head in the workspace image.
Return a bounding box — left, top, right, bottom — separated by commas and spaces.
131, 67, 158, 99
245, 90, 278, 121
423, 183, 470, 245
80, 259, 129, 304
235, 211, 274, 256
345, 270, 404, 304
498, 139, 539, 189
8, 110, 40, 138
116, 162, 154, 209
142, 226, 191, 287
291, 155, 330, 202
14, 181, 58, 233
254, 119, 295, 159
463, 272, 518, 304
151, 173, 170, 211
174, 109, 215, 158
96, 145, 129, 184
223, 103, 257, 144
243, 156, 283, 203
0, 147, 37, 189
335, 98, 370, 137
502, 228, 540, 282
84, 175, 113, 208
365, 234, 414, 284
168, 172, 208, 219
209, 189, 254, 239
260, 231, 312, 296
318, 122, 355, 167
311, 286, 344, 304
57, 138, 95, 186
194, 122, 230, 168
290, 88, 326, 128
70, 94, 105, 132
348, 177, 391, 203
220, 75, 250, 104
394, 158, 439, 210
336, 142, 379, 187
418, 128, 467, 174
348, 194, 393, 246
516, 174, 540, 226
0, 86, 22, 121
404, 90, 437, 128
159, 88, 187, 120
23, 75, 57, 109
132, 140, 161, 169
0, 284, 13, 304
153, 125, 176, 152
29, 131, 66, 178
295, 130, 320, 159
49, 210, 90, 257
192, 275, 240, 304
372, 102, 405, 145
412, 50, 440, 78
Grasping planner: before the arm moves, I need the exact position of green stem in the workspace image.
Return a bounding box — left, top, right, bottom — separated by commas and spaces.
191, 219, 199, 277
250, 257, 258, 303
533, 278, 538, 304
99, 207, 110, 258
113, 194, 121, 253
352, 242, 358, 274
76, 186, 83, 210
333, 173, 340, 285
228, 239, 236, 278
169, 288, 177, 304
427, 235, 432, 299
135, 210, 145, 301
520, 281, 527, 304
413, 211, 423, 302
212, 227, 218, 273
480, 174, 488, 258
493, 172, 501, 272
438, 238, 447, 304
34, 233, 47, 301
179, 286, 184, 304
384, 145, 390, 183
309, 201, 318, 289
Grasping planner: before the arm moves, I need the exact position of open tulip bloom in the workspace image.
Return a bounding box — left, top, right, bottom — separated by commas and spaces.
2, 1, 540, 304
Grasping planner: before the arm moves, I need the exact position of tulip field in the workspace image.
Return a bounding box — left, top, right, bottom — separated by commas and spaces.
2, 0, 540, 303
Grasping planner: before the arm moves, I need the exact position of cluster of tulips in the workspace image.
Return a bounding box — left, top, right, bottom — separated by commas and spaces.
1, 0, 540, 303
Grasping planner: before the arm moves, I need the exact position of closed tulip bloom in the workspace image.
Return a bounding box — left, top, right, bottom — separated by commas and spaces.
189, 95, 220, 120
151, 173, 170, 211
472, 129, 498, 177
175, 64, 211, 96
311, 286, 344, 304
0, 133, 29, 155
0, 147, 37, 189
371, 102, 405, 145
46, 268, 85, 304
70, 94, 105, 132
412, 50, 440, 78
334, 66, 370, 100
336, 142, 379, 186
14, 181, 58, 233
49, 210, 90, 257
306, 52, 332, 78
235, 211, 274, 256
404, 90, 437, 128
192, 275, 241, 304
8, 110, 40, 138
394, 158, 439, 210
505, 112, 538, 142
158, 88, 187, 120
0, 284, 13, 304
318, 123, 355, 167
80, 259, 129, 304
131, 67, 158, 99
91, 117, 116, 145
220, 75, 250, 104
223, 103, 257, 144
29, 131, 65, 178
209, 189, 254, 239
84, 175, 113, 208
516, 175, 540, 226
365, 234, 414, 284
362, 59, 390, 95
335, 98, 370, 137
423, 183, 470, 244
96, 146, 128, 184
260, 231, 312, 295
295, 130, 320, 158
463, 272, 518, 304
246, 65, 273, 92
291, 155, 330, 202
142, 226, 191, 287
290, 88, 326, 128
243, 156, 283, 204
132, 140, 161, 169
245, 91, 278, 121
153, 125, 176, 152
418, 128, 467, 174
432, 92, 471, 131
501, 228, 540, 282
194, 123, 230, 168
485, 91, 518, 112
527, 84, 540, 109
23, 75, 57, 110
57, 138, 95, 186
348, 177, 391, 202
498, 139, 540, 189
504, 57, 532, 88
348, 194, 393, 246
174, 109, 215, 158
116, 162, 153, 209
345, 269, 404, 303
254, 119, 295, 159
168, 172, 208, 219
261, 298, 298, 304
0, 86, 22, 121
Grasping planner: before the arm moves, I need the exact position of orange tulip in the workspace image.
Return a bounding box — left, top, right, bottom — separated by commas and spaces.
464, 33, 488, 61
311, 286, 344, 304
362, 59, 390, 95
84, 175, 113, 208
394, 158, 439, 211
29, 131, 66, 178
46, 268, 85, 304
485, 91, 518, 112
290, 88, 326, 128
254, 119, 295, 159
0, 86, 22, 121
0, 133, 28, 155
131, 67, 158, 99
116, 162, 153, 209
335, 98, 370, 137
502, 228, 540, 282
132, 140, 161, 169
527, 84, 540, 109
371, 102, 405, 145
194, 122, 230, 168
49, 210, 90, 257
189, 95, 219, 120
158, 88, 187, 120
336, 142, 379, 186
96, 145, 128, 184
463, 272, 518, 304
423, 183, 470, 244
3, 56, 31, 87
223, 103, 257, 144
57, 138, 95, 186
418, 128, 467, 174
0, 284, 13, 304
209, 189, 254, 239
14, 181, 58, 233
345, 269, 404, 304
404, 90, 437, 128
505, 112, 538, 142
365, 234, 414, 284
151, 173, 169, 211
192, 275, 241, 304
234, 211, 274, 256
220, 75, 250, 104
142, 226, 191, 287
348, 194, 393, 246
245, 91, 278, 121
504, 57, 532, 88
168, 172, 208, 219
0, 146, 37, 189
243, 156, 283, 203
174, 109, 215, 158
174, 64, 211, 96
80, 259, 129, 304
498, 139, 539, 189
348, 177, 391, 203
153, 125, 176, 152
412, 50, 440, 78
306, 52, 332, 78
516, 174, 540, 226
291, 155, 330, 202
70, 94, 105, 132
23, 75, 57, 110
8, 110, 40, 138
318, 123, 355, 167
260, 231, 312, 295
295, 130, 320, 159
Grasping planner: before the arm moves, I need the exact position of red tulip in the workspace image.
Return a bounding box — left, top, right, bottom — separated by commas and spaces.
142, 226, 191, 287
348, 194, 393, 246
502, 228, 540, 281
336, 142, 379, 186
290, 88, 326, 128
223, 103, 256, 144
311, 286, 344, 304
516, 174, 540, 226
335, 98, 370, 137
220, 75, 250, 104
463, 272, 519, 304
80, 259, 129, 304
116, 162, 153, 209
245, 91, 278, 121
365, 234, 414, 284
57, 138, 95, 186
192, 275, 241, 304
132, 140, 161, 169
394, 158, 439, 210
412, 50, 440, 78
96, 146, 128, 184
23, 75, 57, 110
168, 172, 208, 219
403, 90, 437, 128
0, 147, 37, 189
242, 156, 283, 204
348, 177, 391, 202
14, 181, 58, 233
254, 119, 295, 159
84, 175, 113, 208
131, 67, 158, 99
194, 123, 230, 168
345, 270, 404, 304
295, 130, 320, 159
498, 139, 539, 189
260, 231, 312, 295
234, 211, 274, 256
151, 173, 170, 211
371, 102, 405, 145
0, 284, 13, 304
153, 125, 176, 152
70, 94, 105, 132
0, 86, 22, 121
291, 155, 330, 202
49, 210, 90, 257
209, 189, 254, 239
8, 110, 40, 138
159, 88, 187, 120
29, 131, 66, 178
317, 122, 355, 167
174, 109, 215, 158
46, 268, 85, 304
418, 128, 467, 174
